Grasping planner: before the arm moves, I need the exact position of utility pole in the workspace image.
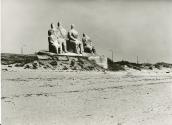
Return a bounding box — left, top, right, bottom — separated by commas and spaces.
21, 44, 26, 54
137, 56, 139, 64
109, 49, 114, 62
21, 47, 23, 54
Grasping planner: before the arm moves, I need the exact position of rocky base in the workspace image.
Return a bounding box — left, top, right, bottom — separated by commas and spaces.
1, 53, 105, 71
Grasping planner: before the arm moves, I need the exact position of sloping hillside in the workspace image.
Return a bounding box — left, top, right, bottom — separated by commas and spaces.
2, 53, 171, 72
107, 58, 172, 71
1, 53, 105, 71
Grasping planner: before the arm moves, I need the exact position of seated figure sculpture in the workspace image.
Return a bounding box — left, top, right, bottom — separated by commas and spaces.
82, 33, 96, 54
48, 23, 62, 54
67, 24, 83, 54
56, 22, 67, 53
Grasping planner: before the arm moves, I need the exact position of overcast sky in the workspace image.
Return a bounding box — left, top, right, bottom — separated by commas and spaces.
2, 0, 172, 63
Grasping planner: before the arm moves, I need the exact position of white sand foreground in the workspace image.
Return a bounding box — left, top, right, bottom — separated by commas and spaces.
1, 67, 172, 125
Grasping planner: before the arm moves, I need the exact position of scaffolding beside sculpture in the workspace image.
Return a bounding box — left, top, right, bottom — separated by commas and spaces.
48, 22, 96, 55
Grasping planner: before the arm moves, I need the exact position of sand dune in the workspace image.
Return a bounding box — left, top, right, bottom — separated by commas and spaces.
1, 67, 172, 125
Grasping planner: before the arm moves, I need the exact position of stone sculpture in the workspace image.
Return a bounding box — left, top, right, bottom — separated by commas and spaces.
48, 23, 62, 54
56, 22, 67, 53
82, 33, 96, 54
48, 22, 96, 55
67, 24, 83, 54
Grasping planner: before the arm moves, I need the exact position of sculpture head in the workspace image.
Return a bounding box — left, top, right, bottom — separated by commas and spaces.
83, 33, 86, 37
71, 24, 75, 29
57, 22, 61, 27
50, 23, 55, 29
48, 30, 51, 36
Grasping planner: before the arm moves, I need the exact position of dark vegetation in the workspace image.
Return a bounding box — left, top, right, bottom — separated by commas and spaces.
107, 58, 125, 71
107, 58, 172, 71
1, 53, 104, 71
1, 53, 37, 65
1, 53, 172, 71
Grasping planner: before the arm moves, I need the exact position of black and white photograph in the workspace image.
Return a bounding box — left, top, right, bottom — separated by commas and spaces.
1, 0, 172, 125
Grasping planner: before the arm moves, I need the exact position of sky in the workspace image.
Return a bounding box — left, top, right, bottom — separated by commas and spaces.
2, 0, 172, 63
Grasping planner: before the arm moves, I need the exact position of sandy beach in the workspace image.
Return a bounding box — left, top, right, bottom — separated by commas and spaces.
1, 67, 172, 125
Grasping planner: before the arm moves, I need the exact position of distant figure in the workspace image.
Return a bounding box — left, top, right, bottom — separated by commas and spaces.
67, 24, 83, 54
56, 22, 67, 53
48, 23, 62, 54
82, 33, 96, 54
